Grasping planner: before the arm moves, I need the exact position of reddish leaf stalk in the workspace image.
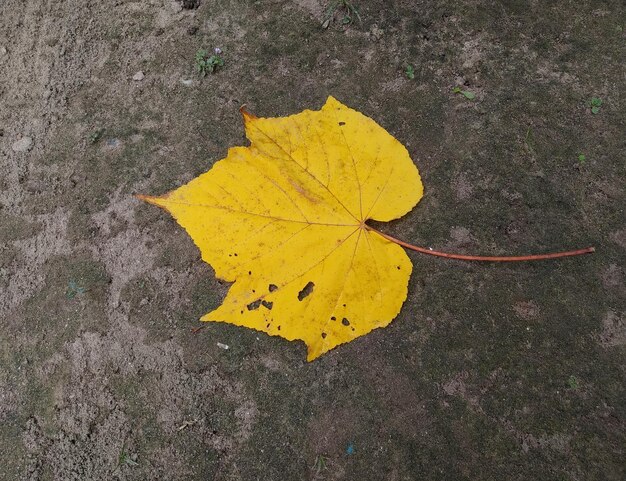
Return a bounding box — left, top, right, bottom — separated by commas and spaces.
367, 226, 595, 262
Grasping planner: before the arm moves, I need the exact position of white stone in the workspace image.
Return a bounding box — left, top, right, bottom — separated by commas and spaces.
132, 71, 145, 81
12, 136, 33, 152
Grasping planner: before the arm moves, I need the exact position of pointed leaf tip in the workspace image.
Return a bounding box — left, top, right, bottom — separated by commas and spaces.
323, 95, 344, 110
135, 193, 153, 202
135, 193, 169, 208
239, 105, 258, 123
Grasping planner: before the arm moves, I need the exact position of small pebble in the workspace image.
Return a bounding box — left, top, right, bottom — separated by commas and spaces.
12, 136, 33, 152
132, 71, 145, 81
217, 342, 229, 350
0, 46, 7, 56
180, 79, 193, 86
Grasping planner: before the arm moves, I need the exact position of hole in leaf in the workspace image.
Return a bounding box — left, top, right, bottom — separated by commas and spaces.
278, 325, 281, 331
268, 284, 278, 292
331, 316, 336, 321
396, 265, 400, 270
321, 332, 327, 339
338, 121, 346, 126
342, 304, 346, 307
234, 253, 238, 256
247, 300, 262, 311
342, 318, 350, 326
261, 300, 273, 310
297, 281, 315, 301
248, 271, 252, 275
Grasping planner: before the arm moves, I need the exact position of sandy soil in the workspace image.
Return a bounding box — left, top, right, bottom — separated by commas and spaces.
1, 0, 624, 480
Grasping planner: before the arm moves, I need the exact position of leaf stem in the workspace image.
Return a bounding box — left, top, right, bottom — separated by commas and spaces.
366, 226, 595, 262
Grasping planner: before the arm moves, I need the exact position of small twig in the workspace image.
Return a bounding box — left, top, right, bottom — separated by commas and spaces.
367, 226, 595, 262
191, 325, 207, 334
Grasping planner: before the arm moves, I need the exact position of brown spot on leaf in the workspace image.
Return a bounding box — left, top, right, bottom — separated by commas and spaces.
247, 300, 262, 311
298, 281, 315, 301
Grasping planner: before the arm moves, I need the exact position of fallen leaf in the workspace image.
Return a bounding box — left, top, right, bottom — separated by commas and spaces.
140, 96, 423, 360
139, 96, 596, 359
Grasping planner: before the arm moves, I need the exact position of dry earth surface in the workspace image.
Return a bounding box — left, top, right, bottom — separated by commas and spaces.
1, 0, 624, 480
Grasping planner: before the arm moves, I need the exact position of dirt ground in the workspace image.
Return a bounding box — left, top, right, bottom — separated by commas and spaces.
1, 0, 624, 480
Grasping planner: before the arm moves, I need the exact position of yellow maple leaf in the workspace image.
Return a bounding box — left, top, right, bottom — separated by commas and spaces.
139, 96, 596, 360
139, 96, 423, 360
